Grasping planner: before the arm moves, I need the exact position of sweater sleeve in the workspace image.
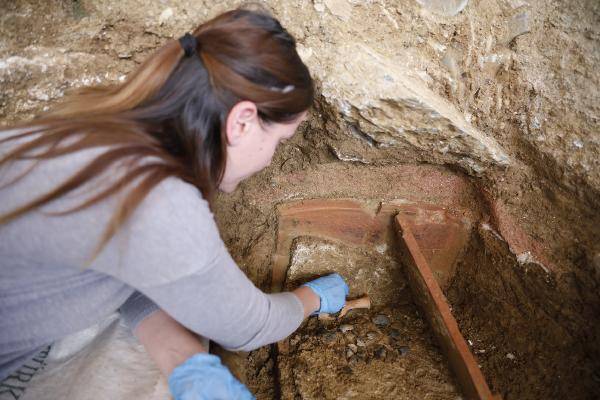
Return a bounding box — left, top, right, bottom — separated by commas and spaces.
137, 250, 304, 351
89, 177, 304, 351
119, 291, 161, 331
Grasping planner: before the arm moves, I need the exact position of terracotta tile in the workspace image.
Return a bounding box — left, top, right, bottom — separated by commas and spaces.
394, 204, 470, 289
271, 199, 471, 292
272, 199, 378, 291
395, 214, 501, 400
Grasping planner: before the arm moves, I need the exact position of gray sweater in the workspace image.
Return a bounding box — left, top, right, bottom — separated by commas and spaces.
0, 131, 304, 381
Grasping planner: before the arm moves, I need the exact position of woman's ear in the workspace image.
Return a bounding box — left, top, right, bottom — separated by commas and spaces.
225, 101, 259, 146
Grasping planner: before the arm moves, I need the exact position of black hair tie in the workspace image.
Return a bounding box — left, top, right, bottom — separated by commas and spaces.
179, 33, 198, 57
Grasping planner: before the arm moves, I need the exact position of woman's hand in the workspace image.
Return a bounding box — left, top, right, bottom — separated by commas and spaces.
168, 353, 255, 400
300, 273, 349, 315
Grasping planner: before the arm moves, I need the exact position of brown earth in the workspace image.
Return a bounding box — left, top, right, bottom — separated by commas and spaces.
278, 237, 460, 400
1, 1, 599, 399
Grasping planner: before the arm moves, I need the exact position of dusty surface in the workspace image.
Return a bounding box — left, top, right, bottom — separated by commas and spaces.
1, 1, 599, 399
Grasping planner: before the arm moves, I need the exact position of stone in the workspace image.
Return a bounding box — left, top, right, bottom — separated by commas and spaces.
322, 332, 337, 344
398, 346, 411, 357
348, 355, 359, 366
324, 0, 352, 22
372, 314, 390, 327
356, 338, 366, 347
310, 42, 511, 175
318, 313, 335, 322
158, 7, 174, 25
374, 346, 387, 360
505, 9, 530, 44
416, 0, 469, 16
339, 324, 354, 333
346, 348, 355, 358
348, 343, 358, 353
441, 49, 461, 81
313, 3, 325, 13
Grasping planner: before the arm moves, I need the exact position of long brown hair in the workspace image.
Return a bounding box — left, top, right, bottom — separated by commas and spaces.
0, 8, 314, 258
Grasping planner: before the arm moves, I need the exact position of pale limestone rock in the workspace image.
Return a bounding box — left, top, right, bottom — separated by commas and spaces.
313, 2, 326, 13
504, 9, 531, 44
307, 42, 511, 173
416, 0, 469, 16
324, 0, 353, 21
158, 7, 174, 25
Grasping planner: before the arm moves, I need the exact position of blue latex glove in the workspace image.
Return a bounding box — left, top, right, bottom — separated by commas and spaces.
301, 273, 349, 314
168, 353, 255, 400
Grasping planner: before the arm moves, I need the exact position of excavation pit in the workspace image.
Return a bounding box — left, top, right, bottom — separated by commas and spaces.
271, 198, 494, 399
214, 163, 599, 399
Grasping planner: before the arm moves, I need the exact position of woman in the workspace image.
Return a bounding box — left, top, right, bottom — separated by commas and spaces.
0, 8, 349, 399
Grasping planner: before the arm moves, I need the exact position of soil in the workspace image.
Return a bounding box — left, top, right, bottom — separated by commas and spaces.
1, 1, 599, 399
277, 237, 460, 400
279, 308, 458, 400
446, 225, 600, 399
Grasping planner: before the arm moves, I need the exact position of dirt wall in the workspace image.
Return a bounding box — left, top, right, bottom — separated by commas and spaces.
446, 225, 600, 399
